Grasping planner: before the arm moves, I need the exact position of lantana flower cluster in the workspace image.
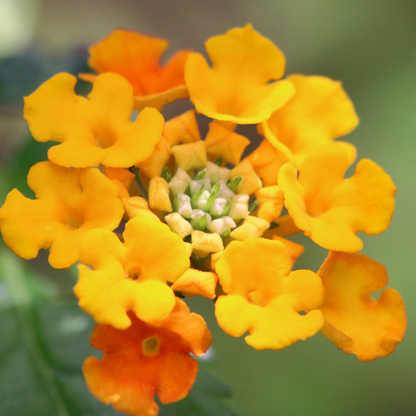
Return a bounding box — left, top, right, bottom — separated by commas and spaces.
0, 25, 406, 416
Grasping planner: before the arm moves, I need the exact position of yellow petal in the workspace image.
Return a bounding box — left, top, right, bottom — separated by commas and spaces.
271, 235, 304, 266
278, 143, 396, 252
255, 185, 284, 222
191, 230, 224, 257
185, 25, 295, 124
230, 216, 270, 241
163, 110, 201, 147
204, 122, 250, 165
172, 268, 218, 299
136, 136, 172, 179
24, 72, 164, 168
229, 159, 262, 195
318, 251, 406, 361
148, 177, 172, 212
0, 162, 123, 269
75, 217, 190, 327
172, 141, 207, 172
262, 74, 359, 167
122, 196, 160, 222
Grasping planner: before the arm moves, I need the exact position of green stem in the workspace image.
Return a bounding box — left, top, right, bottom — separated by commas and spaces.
129, 166, 148, 200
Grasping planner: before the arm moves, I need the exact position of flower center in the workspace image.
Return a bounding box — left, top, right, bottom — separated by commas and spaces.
64, 215, 84, 230
165, 161, 256, 239
95, 128, 117, 149
142, 336, 159, 356
125, 265, 142, 281
247, 290, 267, 307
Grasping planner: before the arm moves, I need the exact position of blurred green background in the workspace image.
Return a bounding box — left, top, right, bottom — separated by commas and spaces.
0, 0, 415, 415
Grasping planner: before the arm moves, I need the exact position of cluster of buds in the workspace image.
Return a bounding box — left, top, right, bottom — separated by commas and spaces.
0, 25, 406, 416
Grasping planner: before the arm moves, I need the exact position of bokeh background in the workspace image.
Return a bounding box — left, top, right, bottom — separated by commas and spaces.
1, 1, 415, 415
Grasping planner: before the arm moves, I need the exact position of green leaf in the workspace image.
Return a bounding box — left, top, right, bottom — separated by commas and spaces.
0, 246, 242, 416
0, 247, 119, 416
158, 363, 240, 416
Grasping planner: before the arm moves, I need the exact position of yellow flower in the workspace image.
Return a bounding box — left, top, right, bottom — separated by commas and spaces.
102, 166, 136, 199
185, 25, 295, 124
75, 217, 190, 329
204, 122, 250, 165
0, 161, 123, 269
80, 29, 191, 111
318, 251, 406, 362
254, 185, 284, 223
24, 72, 164, 168
215, 238, 324, 350
278, 143, 396, 252
229, 159, 262, 195
83, 299, 212, 416
162, 110, 201, 147
122, 196, 161, 222
261, 74, 359, 167
136, 136, 172, 180
172, 268, 218, 299
245, 139, 286, 186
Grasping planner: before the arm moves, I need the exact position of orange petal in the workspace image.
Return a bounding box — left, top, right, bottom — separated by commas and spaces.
271, 235, 304, 266
229, 159, 262, 195
148, 177, 172, 213
204, 122, 250, 165
255, 185, 284, 222
86, 29, 191, 97
163, 110, 201, 147
83, 299, 212, 416
103, 167, 136, 199
136, 136, 172, 179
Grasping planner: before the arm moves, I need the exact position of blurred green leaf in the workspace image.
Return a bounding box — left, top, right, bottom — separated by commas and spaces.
0, 246, 240, 416
159, 364, 240, 416
0, 247, 120, 416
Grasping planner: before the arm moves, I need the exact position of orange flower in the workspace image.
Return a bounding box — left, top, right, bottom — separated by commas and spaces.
83, 299, 212, 416
75, 217, 190, 329
245, 139, 286, 186
0, 161, 123, 269
185, 25, 295, 124
204, 122, 250, 165
80, 29, 191, 110
215, 238, 324, 350
24, 72, 164, 168
278, 143, 396, 252
318, 251, 406, 361
261, 75, 359, 167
